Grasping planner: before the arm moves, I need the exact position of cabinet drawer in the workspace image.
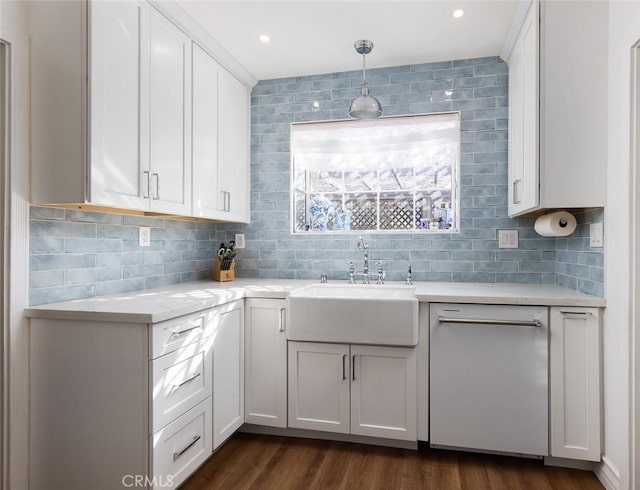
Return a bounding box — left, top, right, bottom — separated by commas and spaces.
151, 397, 212, 489
151, 310, 212, 359
151, 338, 213, 432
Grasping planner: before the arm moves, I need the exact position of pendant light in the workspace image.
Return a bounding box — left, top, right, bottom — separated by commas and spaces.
349, 40, 383, 119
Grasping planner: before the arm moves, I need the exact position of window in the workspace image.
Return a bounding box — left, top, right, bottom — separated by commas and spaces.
290, 113, 460, 234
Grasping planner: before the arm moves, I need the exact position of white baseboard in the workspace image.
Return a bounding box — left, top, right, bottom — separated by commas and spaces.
544, 456, 594, 471
594, 456, 621, 490
240, 424, 418, 450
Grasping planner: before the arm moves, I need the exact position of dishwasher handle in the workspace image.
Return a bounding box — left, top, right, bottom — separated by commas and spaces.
437, 316, 542, 328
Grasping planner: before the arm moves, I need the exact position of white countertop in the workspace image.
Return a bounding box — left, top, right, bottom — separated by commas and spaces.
25, 278, 605, 324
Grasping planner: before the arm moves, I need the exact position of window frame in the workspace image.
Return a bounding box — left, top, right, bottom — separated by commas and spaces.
289, 112, 461, 235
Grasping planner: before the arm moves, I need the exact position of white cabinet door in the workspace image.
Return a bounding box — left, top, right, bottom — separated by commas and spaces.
288, 341, 350, 434
149, 7, 192, 215
151, 338, 213, 433
550, 307, 601, 461
539, 1, 606, 209
244, 299, 287, 428
218, 69, 250, 223
151, 398, 213, 488
213, 301, 244, 450
90, 0, 150, 210
350, 345, 417, 441
192, 43, 220, 219
507, 0, 538, 216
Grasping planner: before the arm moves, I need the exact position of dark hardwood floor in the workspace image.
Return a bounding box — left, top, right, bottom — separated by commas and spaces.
181, 433, 604, 490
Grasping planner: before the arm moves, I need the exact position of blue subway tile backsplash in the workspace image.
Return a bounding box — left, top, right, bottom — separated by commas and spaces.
28, 56, 604, 305
28, 207, 223, 306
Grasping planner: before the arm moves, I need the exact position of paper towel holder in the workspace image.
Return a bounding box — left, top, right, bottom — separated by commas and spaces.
534, 210, 578, 237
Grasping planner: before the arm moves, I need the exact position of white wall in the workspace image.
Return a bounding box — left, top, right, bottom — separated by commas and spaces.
0, 1, 31, 489
599, 2, 640, 489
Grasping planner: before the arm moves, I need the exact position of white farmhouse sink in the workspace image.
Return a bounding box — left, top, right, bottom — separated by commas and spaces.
286, 284, 419, 346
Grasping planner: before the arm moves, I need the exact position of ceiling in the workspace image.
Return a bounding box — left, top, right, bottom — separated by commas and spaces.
177, 0, 519, 81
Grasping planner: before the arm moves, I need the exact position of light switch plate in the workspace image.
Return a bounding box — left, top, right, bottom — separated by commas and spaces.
590, 223, 604, 248
498, 229, 519, 249
139, 226, 151, 247
235, 233, 245, 249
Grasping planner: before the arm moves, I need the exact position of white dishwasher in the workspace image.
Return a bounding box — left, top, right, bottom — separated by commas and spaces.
429, 303, 548, 457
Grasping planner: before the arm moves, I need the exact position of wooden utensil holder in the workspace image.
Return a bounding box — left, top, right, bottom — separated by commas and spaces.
212, 256, 235, 282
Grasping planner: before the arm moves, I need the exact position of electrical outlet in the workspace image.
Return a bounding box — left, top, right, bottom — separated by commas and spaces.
235, 233, 245, 249
139, 226, 151, 247
498, 229, 519, 249
590, 223, 604, 248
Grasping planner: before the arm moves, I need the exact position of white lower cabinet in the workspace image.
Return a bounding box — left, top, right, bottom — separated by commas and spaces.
29, 302, 247, 489
288, 342, 351, 434
151, 337, 213, 433
244, 299, 287, 428
350, 344, 417, 441
288, 341, 417, 441
550, 307, 601, 461
151, 398, 213, 488
213, 300, 245, 450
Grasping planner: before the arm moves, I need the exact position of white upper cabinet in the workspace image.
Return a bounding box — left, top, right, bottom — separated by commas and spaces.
29, 0, 252, 223
507, 1, 538, 215
504, 0, 607, 216
192, 43, 250, 222
90, 0, 150, 210
218, 69, 251, 223
149, 7, 192, 215
192, 44, 221, 219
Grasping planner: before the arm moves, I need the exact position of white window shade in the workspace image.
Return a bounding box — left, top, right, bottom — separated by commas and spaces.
291, 113, 460, 172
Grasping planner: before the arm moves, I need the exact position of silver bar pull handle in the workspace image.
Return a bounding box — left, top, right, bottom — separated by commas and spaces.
278, 308, 285, 332
143, 170, 150, 198
352, 354, 356, 381
152, 172, 160, 200
226, 191, 231, 212
169, 323, 201, 338
559, 310, 592, 318
438, 316, 542, 328
342, 354, 347, 380
513, 179, 521, 204
173, 435, 201, 460
173, 372, 201, 388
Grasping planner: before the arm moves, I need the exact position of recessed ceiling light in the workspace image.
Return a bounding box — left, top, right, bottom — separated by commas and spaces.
452, 9, 465, 18
259, 34, 270, 43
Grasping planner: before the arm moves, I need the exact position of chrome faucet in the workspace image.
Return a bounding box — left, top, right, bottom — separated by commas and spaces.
356, 237, 370, 284
347, 261, 356, 284
376, 261, 385, 285
405, 264, 413, 285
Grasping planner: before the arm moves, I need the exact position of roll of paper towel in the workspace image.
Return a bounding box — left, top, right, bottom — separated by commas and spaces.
534, 211, 577, 237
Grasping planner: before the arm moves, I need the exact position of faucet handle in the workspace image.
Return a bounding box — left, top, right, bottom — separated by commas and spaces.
405, 264, 413, 285
376, 261, 385, 285
347, 261, 356, 284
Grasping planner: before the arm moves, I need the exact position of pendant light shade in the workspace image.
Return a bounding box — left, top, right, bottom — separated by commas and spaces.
349, 40, 383, 119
